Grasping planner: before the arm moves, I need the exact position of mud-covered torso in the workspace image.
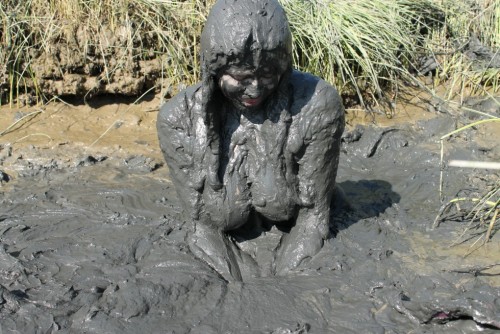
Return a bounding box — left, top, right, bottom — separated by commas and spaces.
215, 105, 297, 225
158, 71, 342, 229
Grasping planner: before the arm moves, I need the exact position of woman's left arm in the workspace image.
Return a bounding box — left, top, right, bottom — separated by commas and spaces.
275, 82, 345, 274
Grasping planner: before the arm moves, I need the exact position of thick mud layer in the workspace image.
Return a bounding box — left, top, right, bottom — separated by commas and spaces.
0, 99, 499, 333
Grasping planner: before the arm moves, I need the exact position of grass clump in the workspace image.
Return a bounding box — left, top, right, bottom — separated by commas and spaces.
423, 0, 500, 99
0, 0, 499, 107
0, 0, 210, 105
434, 117, 500, 249
282, 0, 443, 108
433, 182, 499, 250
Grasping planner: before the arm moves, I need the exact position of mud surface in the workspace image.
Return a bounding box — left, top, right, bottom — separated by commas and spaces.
0, 97, 499, 333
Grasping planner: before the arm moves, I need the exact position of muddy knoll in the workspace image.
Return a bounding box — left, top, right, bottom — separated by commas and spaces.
0, 93, 499, 333
1, 21, 171, 106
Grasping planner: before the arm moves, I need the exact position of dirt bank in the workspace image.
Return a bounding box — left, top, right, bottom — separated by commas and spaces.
0, 96, 499, 333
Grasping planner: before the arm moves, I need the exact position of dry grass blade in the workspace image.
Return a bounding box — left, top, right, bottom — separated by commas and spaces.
443, 263, 500, 276
0, 109, 43, 136
89, 85, 156, 147
485, 208, 499, 242
448, 160, 500, 169
13, 132, 52, 144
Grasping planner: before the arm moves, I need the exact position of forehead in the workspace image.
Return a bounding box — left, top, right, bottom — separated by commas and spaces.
222, 48, 287, 72
225, 64, 274, 74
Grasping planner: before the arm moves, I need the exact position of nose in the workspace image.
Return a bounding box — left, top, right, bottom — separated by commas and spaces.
244, 79, 261, 98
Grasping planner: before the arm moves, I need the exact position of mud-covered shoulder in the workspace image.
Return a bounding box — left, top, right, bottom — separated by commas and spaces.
157, 83, 203, 134
288, 71, 345, 147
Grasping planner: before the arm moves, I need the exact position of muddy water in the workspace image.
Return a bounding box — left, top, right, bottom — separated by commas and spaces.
0, 98, 499, 333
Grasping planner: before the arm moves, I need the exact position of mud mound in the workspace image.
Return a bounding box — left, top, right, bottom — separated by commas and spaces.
25, 26, 164, 99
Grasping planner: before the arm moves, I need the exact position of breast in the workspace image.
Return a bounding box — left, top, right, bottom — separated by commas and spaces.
248, 155, 297, 222
202, 171, 252, 231
217, 108, 299, 225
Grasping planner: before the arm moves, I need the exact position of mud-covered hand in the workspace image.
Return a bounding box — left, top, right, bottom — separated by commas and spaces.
274, 207, 329, 275
188, 222, 243, 281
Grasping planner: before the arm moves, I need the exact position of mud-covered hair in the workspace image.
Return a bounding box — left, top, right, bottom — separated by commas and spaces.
201, 0, 292, 78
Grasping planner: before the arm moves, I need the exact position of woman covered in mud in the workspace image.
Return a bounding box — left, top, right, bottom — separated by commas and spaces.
157, 0, 344, 280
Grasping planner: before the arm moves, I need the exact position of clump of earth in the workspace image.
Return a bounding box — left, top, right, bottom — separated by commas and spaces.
1, 21, 175, 106
0, 92, 499, 333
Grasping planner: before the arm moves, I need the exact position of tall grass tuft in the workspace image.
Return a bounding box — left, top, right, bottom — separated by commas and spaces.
282, 0, 443, 107
424, 0, 500, 98
0, 0, 499, 106
0, 0, 210, 105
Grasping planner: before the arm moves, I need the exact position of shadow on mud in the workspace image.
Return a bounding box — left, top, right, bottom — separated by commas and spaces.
61, 92, 157, 108
331, 179, 401, 234
230, 179, 400, 243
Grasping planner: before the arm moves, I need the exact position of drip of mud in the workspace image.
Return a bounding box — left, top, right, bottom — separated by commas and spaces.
0, 100, 499, 333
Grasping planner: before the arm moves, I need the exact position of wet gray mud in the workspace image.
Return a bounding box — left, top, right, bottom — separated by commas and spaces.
1, 113, 499, 333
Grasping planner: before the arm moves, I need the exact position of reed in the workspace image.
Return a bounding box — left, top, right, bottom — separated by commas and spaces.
282, 0, 443, 107
424, 0, 500, 97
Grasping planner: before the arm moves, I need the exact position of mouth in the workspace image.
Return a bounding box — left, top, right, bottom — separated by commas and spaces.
241, 97, 263, 107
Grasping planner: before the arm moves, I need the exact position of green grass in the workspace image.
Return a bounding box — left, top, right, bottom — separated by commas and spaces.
282, 0, 443, 107
423, 0, 500, 98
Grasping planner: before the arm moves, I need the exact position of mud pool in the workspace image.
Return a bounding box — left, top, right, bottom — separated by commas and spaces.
0, 97, 499, 333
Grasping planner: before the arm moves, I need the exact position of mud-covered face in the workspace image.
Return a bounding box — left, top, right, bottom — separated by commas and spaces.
218, 64, 281, 110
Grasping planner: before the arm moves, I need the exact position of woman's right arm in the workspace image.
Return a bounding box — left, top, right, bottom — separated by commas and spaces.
156, 86, 207, 221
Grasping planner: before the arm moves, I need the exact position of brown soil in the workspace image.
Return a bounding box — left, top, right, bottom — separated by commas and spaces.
1, 89, 498, 178
0, 90, 434, 162
1, 20, 168, 102
0, 95, 163, 179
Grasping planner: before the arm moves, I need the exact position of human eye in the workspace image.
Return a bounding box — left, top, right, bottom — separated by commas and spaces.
230, 74, 247, 81
227, 67, 253, 82
260, 67, 275, 78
